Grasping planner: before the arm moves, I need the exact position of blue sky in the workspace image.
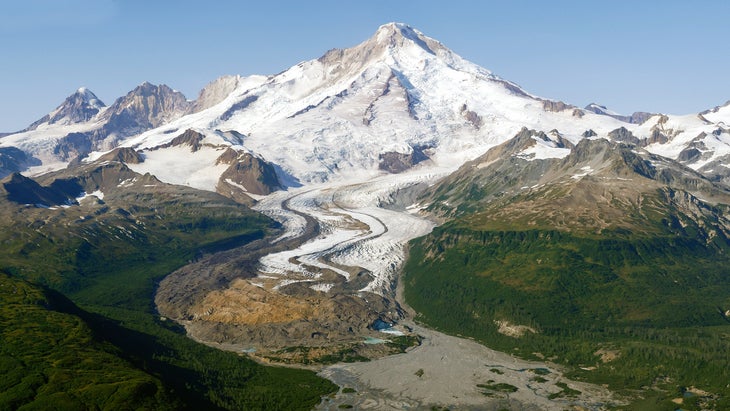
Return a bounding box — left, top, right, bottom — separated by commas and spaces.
1, 0, 729, 131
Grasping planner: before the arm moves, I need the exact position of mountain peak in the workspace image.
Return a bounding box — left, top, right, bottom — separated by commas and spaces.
100, 81, 191, 134
370, 22, 441, 56
24, 87, 106, 130
74, 87, 104, 107
374, 22, 418, 39
134, 81, 161, 94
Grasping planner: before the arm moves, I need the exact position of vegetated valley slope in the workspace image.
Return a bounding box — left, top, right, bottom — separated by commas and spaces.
405, 129, 730, 409
1, 21, 730, 410
0, 156, 335, 410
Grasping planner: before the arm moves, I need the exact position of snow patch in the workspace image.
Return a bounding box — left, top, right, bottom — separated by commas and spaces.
571, 166, 593, 179
310, 283, 334, 293
76, 190, 105, 201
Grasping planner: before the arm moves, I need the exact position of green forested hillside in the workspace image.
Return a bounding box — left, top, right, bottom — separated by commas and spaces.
405, 223, 730, 410
0, 274, 177, 411
405, 137, 730, 410
0, 169, 336, 410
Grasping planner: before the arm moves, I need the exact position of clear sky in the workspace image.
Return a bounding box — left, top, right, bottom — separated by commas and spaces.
1, 0, 729, 132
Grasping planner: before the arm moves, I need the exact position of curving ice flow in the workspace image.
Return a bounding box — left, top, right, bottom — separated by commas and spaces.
251, 170, 437, 296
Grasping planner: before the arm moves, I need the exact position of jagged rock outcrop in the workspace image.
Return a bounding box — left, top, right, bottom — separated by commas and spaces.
189, 75, 242, 113
14, 83, 193, 165
2, 173, 79, 206
97, 147, 144, 164
100, 82, 191, 137
608, 126, 641, 145
459, 104, 483, 129
32, 160, 164, 200
0, 147, 40, 178
585, 103, 654, 124
26, 87, 105, 131
608, 120, 682, 148
542, 99, 575, 113
700, 100, 730, 116
378, 146, 429, 173
53, 132, 93, 161
152, 129, 206, 152
62, 83, 194, 157
628, 111, 654, 124
217, 151, 280, 196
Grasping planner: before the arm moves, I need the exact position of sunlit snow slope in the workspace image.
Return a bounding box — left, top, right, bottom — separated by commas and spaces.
109, 23, 637, 186
5, 23, 730, 189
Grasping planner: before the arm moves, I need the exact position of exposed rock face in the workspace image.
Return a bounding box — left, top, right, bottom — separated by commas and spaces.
2, 173, 79, 206
678, 147, 703, 163
459, 104, 482, 128
215, 147, 240, 164
0, 84, 191, 172
217, 151, 280, 196
362, 71, 419, 125
608, 126, 641, 145
97, 147, 144, 164
542, 99, 575, 113
31, 83, 194, 164
152, 129, 206, 152
32, 160, 163, 199
677, 134, 712, 164
53, 132, 93, 161
0, 147, 40, 178
70, 163, 155, 194
378, 146, 430, 173
100, 82, 191, 138
60, 82, 193, 154
628, 111, 654, 124
607, 121, 680, 148
647, 129, 669, 145
426, 133, 730, 236
26, 88, 105, 130
585, 103, 654, 124
700, 100, 730, 115
189, 75, 241, 113
697, 154, 730, 187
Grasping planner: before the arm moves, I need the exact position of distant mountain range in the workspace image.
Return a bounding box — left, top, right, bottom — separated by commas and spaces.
1, 22, 729, 196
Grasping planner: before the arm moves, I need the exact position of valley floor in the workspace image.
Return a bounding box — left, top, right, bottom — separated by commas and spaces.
159, 168, 623, 409
317, 322, 617, 410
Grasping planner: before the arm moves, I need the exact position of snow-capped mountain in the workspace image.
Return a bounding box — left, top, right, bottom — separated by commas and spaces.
99, 82, 191, 137
25, 87, 106, 131
108, 23, 632, 189
0, 82, 190, 176
2, 22, 730, 192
